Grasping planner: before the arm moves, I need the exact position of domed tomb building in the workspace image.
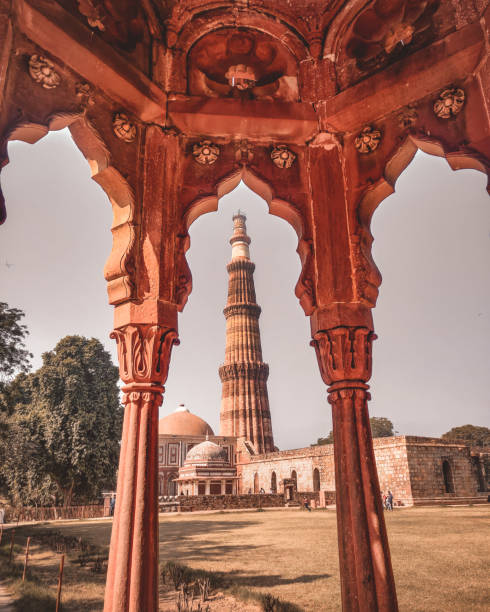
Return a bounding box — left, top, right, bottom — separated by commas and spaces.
176, 438, 238, 496
157, 405, 236, 496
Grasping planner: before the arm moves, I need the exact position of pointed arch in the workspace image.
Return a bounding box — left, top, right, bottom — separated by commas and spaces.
1, 114, 136, 306
271, 471, 277, 494
313, 468, 320, 492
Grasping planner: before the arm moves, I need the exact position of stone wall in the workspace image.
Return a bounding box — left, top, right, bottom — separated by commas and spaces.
177, 494, 285, 512
405, 437, 479, 502
373, 437, 413, 505
240, 444, 336, 495
238, 436, 484, 507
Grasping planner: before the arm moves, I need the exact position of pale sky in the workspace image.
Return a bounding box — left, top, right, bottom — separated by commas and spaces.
1, 130, 489, 449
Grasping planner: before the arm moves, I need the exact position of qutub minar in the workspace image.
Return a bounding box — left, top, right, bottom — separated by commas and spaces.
156, 215, 487, 506
219, 213, 275, 454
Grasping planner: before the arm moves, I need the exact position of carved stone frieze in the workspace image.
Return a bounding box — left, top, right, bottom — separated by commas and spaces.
110, 324, 179, 385
398, 105, 418, 129
28, 55, 61, 89
355, 126, 381, 154
311, 327, 376, 387
218, 361, 269, 382
122, 389, 164, 408
77, 0, 105, 30
271, 145, 296, 168
75, 82, 95, 106
433, 87, 465, 119
113, 113, 137, 142
235, 139, 254, 163
192, 140, 220, 165
223, 303, 261, 319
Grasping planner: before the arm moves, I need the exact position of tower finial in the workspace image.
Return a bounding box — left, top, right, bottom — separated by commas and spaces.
230, 212, 251, 260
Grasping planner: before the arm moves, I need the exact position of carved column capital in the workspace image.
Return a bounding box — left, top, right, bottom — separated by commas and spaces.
311, 326, 376, 390
110, 324, 179, 387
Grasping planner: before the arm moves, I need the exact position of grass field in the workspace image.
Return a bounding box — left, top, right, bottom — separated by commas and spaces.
3, 505, 489, 611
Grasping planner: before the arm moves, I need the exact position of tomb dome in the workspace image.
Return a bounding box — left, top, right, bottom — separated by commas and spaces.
185, 439, 228, 465
158, 405, 214, 436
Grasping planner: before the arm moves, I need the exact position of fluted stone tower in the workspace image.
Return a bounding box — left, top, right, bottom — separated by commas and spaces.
219, 213, 275, 454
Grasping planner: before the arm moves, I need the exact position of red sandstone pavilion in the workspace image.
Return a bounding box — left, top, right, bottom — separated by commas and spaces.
0, 1, 489, 611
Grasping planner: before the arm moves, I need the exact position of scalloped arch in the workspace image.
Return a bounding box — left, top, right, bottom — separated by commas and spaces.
358, 134, 490, 230
0, 114, 136, 306
180, 165, 315, 315
355, 134, 490, 308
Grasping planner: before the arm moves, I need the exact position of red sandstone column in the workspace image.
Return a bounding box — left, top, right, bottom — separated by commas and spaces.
312, 326, 398, 612
104, 324, 178, 612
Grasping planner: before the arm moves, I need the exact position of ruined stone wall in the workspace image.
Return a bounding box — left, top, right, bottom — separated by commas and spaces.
177, 494, 285, 512
240, 444, 336, 495
373, 437, 413, 505
238, 436, 483, 506
405, 437, 480, 502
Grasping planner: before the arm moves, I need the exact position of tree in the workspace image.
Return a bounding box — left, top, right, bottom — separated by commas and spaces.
441, 425, 490, 447
2, 336, 123, 506
0, 302, 32, 383
316, 431, 334, 446
369, 417, 395, 438
314, 416, 395, 446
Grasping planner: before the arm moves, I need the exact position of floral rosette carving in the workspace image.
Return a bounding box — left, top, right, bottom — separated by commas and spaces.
28, 55, 61, 89
192, 140, 220, 165
271, 145, 296, 169
113, 113, 137, 142
355, 126, 381, 154
433, 88, 465, 119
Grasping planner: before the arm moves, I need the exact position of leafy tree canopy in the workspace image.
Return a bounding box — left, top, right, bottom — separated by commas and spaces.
315, 416, 395, 446
441, 424, 490, 447
0, 302, 32, 383
369, 417, 395, 438
1, 336, 123, 506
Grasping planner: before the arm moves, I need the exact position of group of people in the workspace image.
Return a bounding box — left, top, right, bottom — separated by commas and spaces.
382, 490, 394, 511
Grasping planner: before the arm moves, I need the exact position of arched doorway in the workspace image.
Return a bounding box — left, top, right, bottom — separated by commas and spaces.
442, 460, 454, 493
271, 471, 277, 494
167, 473, 178, 496
313, 468, 320, 492
253, 472, 259, 494
291, 470, 297, 490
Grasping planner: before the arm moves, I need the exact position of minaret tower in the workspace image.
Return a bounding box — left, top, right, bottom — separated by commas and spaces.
219, 213, 275, 454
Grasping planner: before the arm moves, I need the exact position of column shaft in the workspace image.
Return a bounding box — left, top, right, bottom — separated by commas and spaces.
313, 326, 398, 612
104, 324, 178, 612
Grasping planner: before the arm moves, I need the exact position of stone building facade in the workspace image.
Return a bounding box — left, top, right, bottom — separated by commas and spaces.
158, 404, 236, 496
239, 436, 487, 506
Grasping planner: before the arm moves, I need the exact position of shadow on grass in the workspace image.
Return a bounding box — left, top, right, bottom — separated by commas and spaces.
227, 571, 332, 588
159, 519, 259, 540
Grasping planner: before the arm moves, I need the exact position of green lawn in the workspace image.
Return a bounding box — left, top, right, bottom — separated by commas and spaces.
7, 505, 490, 611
